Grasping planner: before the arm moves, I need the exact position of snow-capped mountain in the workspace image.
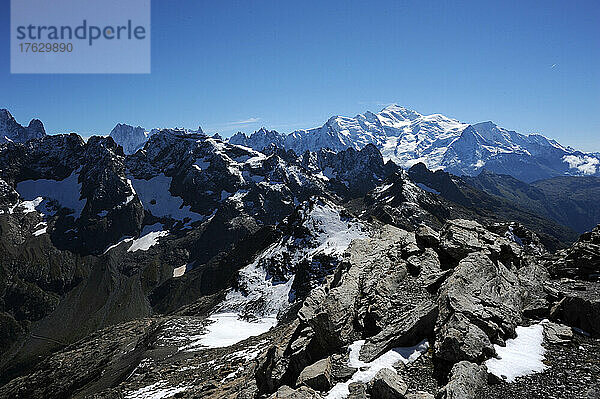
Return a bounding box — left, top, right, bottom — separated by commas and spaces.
110, 124, 208, 155
0, 109, 46, 143
109, 123, 153, 155
230, 105, 600, 182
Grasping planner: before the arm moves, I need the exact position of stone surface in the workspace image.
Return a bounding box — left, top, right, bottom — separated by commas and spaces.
369, 368, 408, 399
296, 357, 332, 392
435, 251, 522, 366
439, 219, 521, 264
436, 361, 487, 399
269, 385, 323, 399
542, 321, 573, 344
406, 392, 434, 399
348, 382, 368, 399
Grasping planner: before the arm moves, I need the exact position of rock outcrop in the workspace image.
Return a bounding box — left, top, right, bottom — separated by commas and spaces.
436, 361, 487, 399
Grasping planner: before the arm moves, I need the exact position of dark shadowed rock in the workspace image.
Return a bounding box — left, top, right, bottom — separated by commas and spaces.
439, 219, 521, 265
348, 382, 368, 398
415, 224, 440, 248
369, 368, 408, 399
559, 224, 600, 280
359, 301, 437, 363
296, 357, 332, 391
549, 287, 600, 336
436, 361, 487, 399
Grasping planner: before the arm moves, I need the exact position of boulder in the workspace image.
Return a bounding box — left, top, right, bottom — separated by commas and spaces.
296, 357, 332, 392
268, 385, 323, 399
561, 225, 600, 280
542, 320, 573, 344
415, 224, 440, 248
407, 248, 441, 276
406, 392, 434, 399
435, 252, 522, 366
436, 361, 487, 399
330, 353, 358, 383
439, 219, 521, 265
517, 260, 551, 316
359, 301, 437, 362
348, 382, 368, 399
369, 368, 408, 399
421, 270, 453, 294
550, 290, 600, 336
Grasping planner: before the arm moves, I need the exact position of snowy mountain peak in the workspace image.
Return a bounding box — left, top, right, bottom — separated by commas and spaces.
378, 104, 422, 121
109, 123, 151, 155
0, 108, 46, 143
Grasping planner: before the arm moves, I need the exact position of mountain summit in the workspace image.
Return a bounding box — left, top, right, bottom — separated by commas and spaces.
229, 105, 600, 182
0, 109, 46, 143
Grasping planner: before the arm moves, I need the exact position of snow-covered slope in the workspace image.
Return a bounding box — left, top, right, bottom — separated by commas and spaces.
229, 105, 600, 182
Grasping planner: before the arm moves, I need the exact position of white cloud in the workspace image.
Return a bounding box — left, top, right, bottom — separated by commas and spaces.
563, 154, 599, 175
229, 117, 261, 125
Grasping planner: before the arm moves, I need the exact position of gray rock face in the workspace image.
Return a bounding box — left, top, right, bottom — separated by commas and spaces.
0, 319, 157, 399
407, 248, 441, 276
542, 321, 573, 344
517, 259, 551, 316
269, 385, 324, 399
406, 392, 434, 399
369, 368, 408, 399
436, 361, 487, 399
439, 219, 521, 264
0, 109, 46, 143
550, 290, 600, 336
435, 251, 522, 365
359, 301, 437, 363
560, 224, 600, 280
296, 357, 332, 392
109, 123, 150, 155
415, 224, 440, 248
348, 382, 368, 398
299, 224, 437, 363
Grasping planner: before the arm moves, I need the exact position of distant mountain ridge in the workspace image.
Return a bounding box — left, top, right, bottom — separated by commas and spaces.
463, 170, 600, 234
3, 106, 599, 183
230, 105, 600, 182
0, 109, 46, 143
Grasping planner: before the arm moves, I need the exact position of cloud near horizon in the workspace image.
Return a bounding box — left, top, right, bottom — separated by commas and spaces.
229, 117, 261, 125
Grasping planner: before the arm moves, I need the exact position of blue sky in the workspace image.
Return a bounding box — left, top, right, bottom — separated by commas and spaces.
1, 0, 599, 150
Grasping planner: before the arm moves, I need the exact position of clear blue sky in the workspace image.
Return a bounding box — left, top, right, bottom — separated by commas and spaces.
1, 0, 599, 150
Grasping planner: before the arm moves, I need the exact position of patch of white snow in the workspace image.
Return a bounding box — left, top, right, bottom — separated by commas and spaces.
485, 323, 546, 383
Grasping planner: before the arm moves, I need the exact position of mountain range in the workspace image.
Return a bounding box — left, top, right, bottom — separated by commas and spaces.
0, 107, 599, 398
3, 105, 599, 183
230, 105, 600, 183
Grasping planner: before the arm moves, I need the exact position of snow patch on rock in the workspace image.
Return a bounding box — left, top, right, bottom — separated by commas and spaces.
130, 173, 204, 226
326, 339, 429, 399
485, 322, 546, 383
16, 171, 86, 218
180, 313, 276, 351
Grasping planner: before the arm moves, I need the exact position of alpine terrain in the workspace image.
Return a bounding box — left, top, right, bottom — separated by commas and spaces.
0, 108, 598, 399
